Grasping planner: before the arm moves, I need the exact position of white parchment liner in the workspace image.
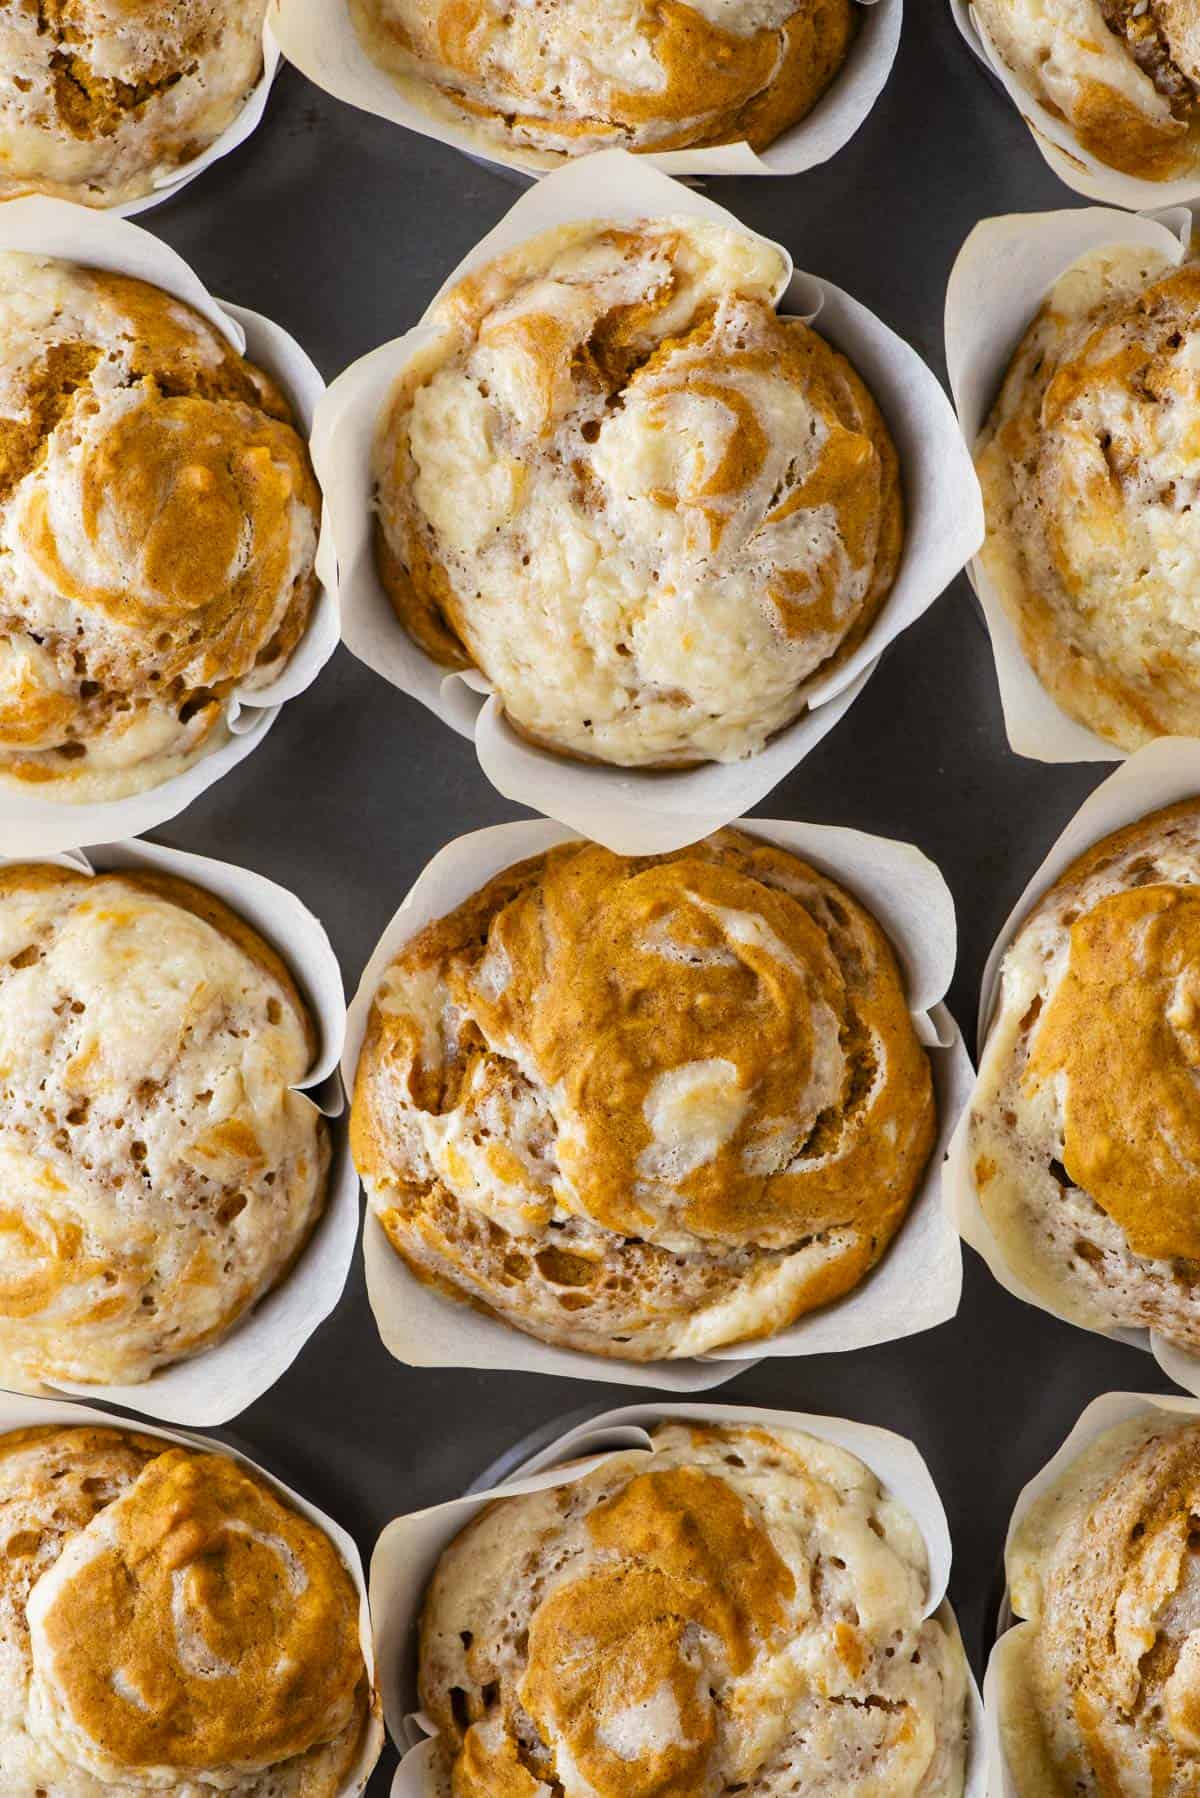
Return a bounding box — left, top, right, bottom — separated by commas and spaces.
318, 150, 983, 856
370, 1400, 986, 1798
101, 16, 282, 219
0, 196, 339, 854
985, 1389, 1200, 1798
0, 835, 359, 1427
343, 815, 971, 1391
0, 1388, 383, 1794
945, 737, 1200, 1397
945, 203, 1194, 765
269, 0, 899, 180
948, 0, 1200, 208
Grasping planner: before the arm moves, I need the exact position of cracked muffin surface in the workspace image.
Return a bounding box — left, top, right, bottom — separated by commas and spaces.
976, 242, 1200, 749
374, 216, 902, 769
350, 828, 936, 1361
347, 0, 857, 163
0, 253, 320, 803
0, 861, 330, 1388
973, 0, 1200, 179
0, 0, 267, 208
1000, 1411, 1200, 1796
0, 1424, 374, 1796
419, 1421, 969, 1798
969, 800, 1200, 1354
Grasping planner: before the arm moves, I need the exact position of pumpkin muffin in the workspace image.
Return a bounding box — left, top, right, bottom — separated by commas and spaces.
976, 242, 1200, 749
351, 828, 936, 1361
0, 0, 268, 208
348, 0, 857, 162
0, 862, 330, 1388
419, 1420, 970, 1798
0, 254, 320, 802
0, 1423, 375, 1795
374, 216, 903, 769
969, 799, 1200, 1351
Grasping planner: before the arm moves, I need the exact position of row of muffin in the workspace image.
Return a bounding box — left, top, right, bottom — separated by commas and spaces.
2, 162, 1196, 857
5, 1388, 1200, 1798
3, 0, 1198, 206
3, 739, 1199, 1415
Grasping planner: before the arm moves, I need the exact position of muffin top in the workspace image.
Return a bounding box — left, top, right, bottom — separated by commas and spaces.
970, 799, 1200, 1352
0, 862, 329, 1388
972, 0, 1200, 179
0, 254, 320, 803
351, 828, 935, 1361
0, 1423, 372, 1796
0, 0, 268, 208
420, 1421, 969, 1798
1001, 1410, 1200, 1796
347, 0, 857, 162
977, 242, 1200, 750
375, 216, 902, 769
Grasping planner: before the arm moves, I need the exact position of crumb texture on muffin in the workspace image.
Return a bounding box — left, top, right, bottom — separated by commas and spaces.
976, 243, 1200, 750
0, 1423, 372, 1796
0, 0, 267, 207
374, 217, 902, 769
347, 0, 857, 160
1000, 1411, 1200, 1796
419, 1421, 969, 1798
351, 828, 935, 1360
972, 0, 1200, 178
970, 799, 1200, 1351
0, 862, 330, 1388
0, 254, 321, 803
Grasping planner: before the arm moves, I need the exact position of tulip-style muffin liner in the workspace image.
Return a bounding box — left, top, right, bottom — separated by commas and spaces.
270, 0, 899, 180
985, 1389, 1200, 1798
0, 196, 338, 853
369, 1400, 987, 1798
0, 836, 358, 1426
948, 0, 1200, 208
945, 204, 1194, 763
319, 151, 983, 855
344, 815, 971, 1390
945, 737, 1200, 1397
0, 1388, 384, 1793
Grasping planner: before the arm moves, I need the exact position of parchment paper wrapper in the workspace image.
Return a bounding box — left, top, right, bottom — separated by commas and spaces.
344, 815, 971, 1390
945, 737, 1200, 1397
0, 1388, 383, 1794
102, 17, 281, 219
948, 0, 1200, 207
0, 196, 338, 855
370, 1399, 987, 1798
0, 835, 359, 1427
270, 0, 899, 180
319, 150, 983, 855
945, 204, 1194, 765
985, 1388, 1200, 1798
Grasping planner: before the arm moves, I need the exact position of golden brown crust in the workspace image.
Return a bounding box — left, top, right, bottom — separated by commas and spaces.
352, 828, 935, 1360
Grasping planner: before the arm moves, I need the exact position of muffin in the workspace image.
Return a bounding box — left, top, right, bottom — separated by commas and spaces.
418, 1420, 970, 1798
976, 241, 1200, 750
972, 0, 1200, 180
999, 1408, 1200, 1795
0, 0, 268, 208
351, 828, 936, 1361
347, 0, 857, 162
969, 799, 1200, 1352
0, 862, 330, 1388
374, 216, 903, 769
0, 1422, 374, 1795
0, 254, 320, 803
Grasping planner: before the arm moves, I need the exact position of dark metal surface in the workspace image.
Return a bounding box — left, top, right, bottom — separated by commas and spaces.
125, 5, 1178, 1787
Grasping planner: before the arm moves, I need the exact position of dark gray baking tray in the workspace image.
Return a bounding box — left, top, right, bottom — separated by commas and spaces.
119, 3, 1183, 1787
